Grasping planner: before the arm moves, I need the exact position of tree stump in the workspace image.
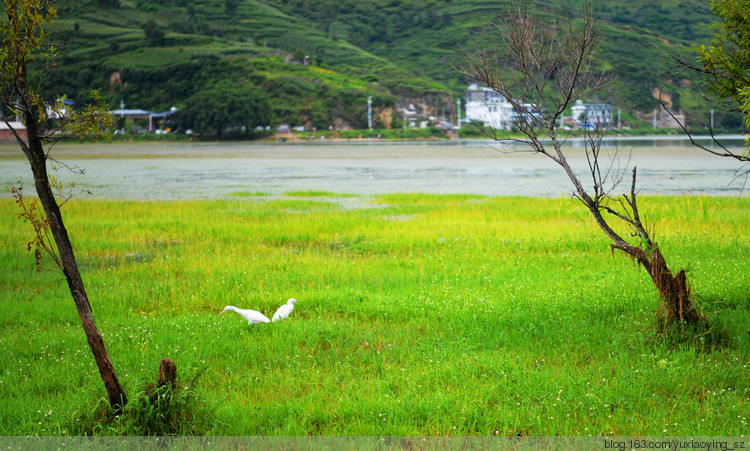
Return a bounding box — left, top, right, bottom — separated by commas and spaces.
157, 358, 177, 391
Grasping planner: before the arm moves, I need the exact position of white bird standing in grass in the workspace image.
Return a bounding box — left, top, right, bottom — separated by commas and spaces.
272, 298, 298, 322
220, 306, 271, 324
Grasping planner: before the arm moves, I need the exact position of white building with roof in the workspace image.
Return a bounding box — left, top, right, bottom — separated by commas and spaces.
571, 99, 613, 130
465, 84, 545, 130
464, 84, 517, 130
0, 120, 26, 140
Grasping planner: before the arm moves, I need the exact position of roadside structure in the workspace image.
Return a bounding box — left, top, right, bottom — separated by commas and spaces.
112, 108, 177, 132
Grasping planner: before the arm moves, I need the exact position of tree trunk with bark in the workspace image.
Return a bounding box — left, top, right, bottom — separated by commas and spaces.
638, 247, 698, 326
17, 77, 128, 410
4, 0, 127, 411
583, 171, 701, 327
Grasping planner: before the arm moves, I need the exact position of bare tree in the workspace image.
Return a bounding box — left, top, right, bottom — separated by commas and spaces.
662, 0, 749, 176
458, 2, 701, 326
1, 0, 128, 408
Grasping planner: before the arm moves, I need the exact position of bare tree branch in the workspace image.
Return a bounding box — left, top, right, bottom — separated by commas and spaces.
458, 0, 701, 326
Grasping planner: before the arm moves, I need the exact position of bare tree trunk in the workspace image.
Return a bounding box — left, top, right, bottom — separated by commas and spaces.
616, 243, 698, 326
458, 1, 704, 329
3, 0, 127, 411
584, 175, 701, 326
18, 80, 127, 410
645, 248, 698, 325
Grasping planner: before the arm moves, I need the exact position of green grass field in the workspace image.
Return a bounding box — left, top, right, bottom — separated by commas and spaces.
0, 194, 749, 436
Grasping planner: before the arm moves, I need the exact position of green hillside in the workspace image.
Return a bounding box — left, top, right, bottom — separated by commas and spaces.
264, 0, 719, 117
44, 0, 728, 130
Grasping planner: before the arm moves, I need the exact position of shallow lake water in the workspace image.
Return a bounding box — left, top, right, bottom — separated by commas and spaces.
0, 137, 747, 200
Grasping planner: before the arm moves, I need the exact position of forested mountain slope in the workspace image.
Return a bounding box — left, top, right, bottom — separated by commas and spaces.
44, 0, 722, 129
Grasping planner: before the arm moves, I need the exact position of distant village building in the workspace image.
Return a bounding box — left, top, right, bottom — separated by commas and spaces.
284, 54, 311, 65
658, 107, 686, 129
113, 109, 153, 120
655, 107, 686, 129
113, 108, 177, 132
400, 105, 419, 129
571, 99, 613, 130
0, 120, 26, 141
149, 107, 178, 132
465, 84, 543, 130
465, 83, 516, 129
46, 99, 75, 120
633, 107, 686, 129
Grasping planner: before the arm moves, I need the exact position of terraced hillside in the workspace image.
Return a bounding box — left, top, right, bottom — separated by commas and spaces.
43, 0, 725, 129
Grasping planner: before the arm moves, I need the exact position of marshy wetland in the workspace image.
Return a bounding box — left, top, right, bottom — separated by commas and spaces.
1, 138, 747, 200
0, 139, 749, 436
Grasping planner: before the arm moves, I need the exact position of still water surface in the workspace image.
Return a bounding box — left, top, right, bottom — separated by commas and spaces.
0, 137, 747, 200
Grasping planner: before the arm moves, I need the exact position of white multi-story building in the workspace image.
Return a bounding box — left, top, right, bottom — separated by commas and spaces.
464, 84, 517, 130
465, 84, 544, 130
571, 99, 613, 130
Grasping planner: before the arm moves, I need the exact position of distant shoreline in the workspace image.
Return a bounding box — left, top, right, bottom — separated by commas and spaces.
3, 124, 745, 146
257, 134, 749, 147
0, 134, 746, 153
255, 130, 750, 145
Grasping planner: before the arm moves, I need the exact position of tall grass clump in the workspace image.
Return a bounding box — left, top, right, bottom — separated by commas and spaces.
648, 299, 729, 352
66, 370, 216, 436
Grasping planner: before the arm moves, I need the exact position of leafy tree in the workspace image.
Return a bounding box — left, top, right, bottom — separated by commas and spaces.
696, 0, 750, 117
291, 48, 306, 63
669, 0, 750, 163
698, 0, 750, 156
390, 111, 403, 130
175, 83, 272, 137
460, 2, 702, 328
1, 0, 127, 408
142, 19, 165, 46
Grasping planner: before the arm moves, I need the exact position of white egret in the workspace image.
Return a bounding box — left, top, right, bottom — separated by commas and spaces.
221, 306, 271, 324
272, 298, 298, 322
